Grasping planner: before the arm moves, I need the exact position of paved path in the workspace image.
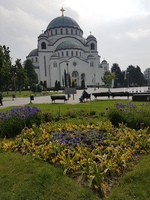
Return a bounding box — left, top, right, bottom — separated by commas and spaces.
0, 87, 145, 109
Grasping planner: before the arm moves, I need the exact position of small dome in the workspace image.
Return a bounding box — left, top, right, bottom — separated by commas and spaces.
55, 41, 82, 51
46, 16, 80, 30
27, 49, 38, 57
101, 59, 108, 63
38, 33, 47, 38
87, 34, 96, 41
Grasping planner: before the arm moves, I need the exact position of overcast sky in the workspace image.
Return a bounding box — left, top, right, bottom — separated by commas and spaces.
0, 0, 150, 72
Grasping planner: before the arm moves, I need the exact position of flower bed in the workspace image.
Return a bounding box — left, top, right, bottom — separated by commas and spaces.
1, 121, 150, 197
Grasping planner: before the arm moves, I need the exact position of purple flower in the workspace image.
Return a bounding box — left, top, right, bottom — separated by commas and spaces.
24, 126, 29, 131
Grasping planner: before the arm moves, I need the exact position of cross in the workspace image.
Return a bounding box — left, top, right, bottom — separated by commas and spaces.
60, 7, 65, 16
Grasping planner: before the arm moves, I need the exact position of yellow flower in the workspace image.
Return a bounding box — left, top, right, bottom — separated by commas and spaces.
94, 184, 99, 189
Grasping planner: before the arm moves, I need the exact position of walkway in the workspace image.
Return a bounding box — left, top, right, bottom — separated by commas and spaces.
0, 87, 147, 109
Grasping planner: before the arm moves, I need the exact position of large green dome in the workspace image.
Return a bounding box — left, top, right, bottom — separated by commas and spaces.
55, 41, 82, 51
46, 16, 80, 30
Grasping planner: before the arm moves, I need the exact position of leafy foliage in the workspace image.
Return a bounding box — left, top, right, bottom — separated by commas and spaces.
24, 59, 38, 89
0, 106, 43, 138
107, 102, 150, 129
1, 121, 150, 198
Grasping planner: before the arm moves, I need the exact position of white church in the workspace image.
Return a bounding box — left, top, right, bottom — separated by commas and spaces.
26, 8, 109, 88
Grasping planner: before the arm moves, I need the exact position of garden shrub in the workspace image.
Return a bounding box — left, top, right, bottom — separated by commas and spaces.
107, 102, 150, 129
0, 106, 43, 138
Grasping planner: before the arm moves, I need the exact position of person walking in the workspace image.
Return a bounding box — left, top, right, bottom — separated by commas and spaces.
0, 92, 3, 106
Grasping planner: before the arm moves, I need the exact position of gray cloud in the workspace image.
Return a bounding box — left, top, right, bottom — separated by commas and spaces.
0, 0, 149, 72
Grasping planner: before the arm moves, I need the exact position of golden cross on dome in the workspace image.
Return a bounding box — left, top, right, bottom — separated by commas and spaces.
60, 7, 65, 16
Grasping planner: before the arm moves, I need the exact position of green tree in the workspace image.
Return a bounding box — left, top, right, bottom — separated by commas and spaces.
81, 79, 85, 89
0, 45, 12, 92
102, 71, 115, 92
24, 59, 38, 89
126, 65, 145, 87
13, 59, 28, 93
43, 81, 47, 91
111, 63, 124, 87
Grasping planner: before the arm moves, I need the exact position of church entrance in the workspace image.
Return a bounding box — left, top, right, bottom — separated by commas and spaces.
72, 71, 79, 86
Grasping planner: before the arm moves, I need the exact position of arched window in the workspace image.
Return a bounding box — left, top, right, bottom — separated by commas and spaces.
55, 29, 57, 35
66, 51, 68, 56
90, 61, 94, 67
62, 52, 64, 57
41, 42, 46, 49
90, 43, 95, 50
53, 62, 57, 68
71, 51, 73, 56
76, 51, 78, 57
51, 30, 53, 36
81, 73, 85, 81
71, 29, 73, 35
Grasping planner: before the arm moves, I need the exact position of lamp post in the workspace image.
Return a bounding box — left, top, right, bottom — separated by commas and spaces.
65, 60, 70, 99
148, 70, 150, 91
126, 71, 129, 90
14, 72, 17, 94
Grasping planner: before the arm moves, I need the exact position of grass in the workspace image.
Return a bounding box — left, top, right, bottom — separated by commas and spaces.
2, 90, 62, 98
0, 100, 150, 199
107, 154, 150, 200
0, 151, 100, 200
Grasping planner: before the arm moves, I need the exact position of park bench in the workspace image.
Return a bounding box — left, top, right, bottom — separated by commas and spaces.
92, 92, 110, 99
51, 95, 67, 103
110, 92, 130, 99
132, 93, 150, 101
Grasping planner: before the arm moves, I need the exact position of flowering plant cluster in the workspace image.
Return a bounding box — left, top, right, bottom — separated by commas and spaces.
0, 106, 43, 138
1, 121, 150, 197
107, 102, 150, 129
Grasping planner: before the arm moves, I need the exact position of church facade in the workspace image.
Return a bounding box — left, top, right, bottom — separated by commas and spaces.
26, 8, 109, 88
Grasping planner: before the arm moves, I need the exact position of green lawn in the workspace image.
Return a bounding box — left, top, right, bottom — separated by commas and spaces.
0, 151, 150, 200
107, 154, 150, 200
0, 152, 100, 200
0, 100, 150, 199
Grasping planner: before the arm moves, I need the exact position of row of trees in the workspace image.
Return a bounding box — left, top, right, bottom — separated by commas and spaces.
0, 45, 147, 93
0, 45, 38, 93
102, 63, 146, 88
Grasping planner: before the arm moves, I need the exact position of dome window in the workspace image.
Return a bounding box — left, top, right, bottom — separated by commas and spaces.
55, 29, 57, 35
66, 51, 68, 56
66, 28, 68, 35
60, 28, 63, 34
41, 42, 46, 49
71, 29, 73, 35
90, 43, 95, 50
51, 30, 53, 36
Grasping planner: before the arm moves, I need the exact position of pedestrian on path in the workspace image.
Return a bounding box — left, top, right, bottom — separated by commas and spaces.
0, 92, 3, 106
